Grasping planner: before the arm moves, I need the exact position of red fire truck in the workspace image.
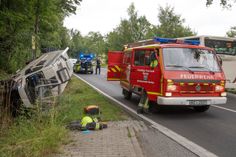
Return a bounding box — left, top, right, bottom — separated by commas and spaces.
107, 37, 227, 113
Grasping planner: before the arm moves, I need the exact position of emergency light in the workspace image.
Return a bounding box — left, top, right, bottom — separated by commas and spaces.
154, 37, 176, 43
183, 39, 200, 45
154, 37, 200, 45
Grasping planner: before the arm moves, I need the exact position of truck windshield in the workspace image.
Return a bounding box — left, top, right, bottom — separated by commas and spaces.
163, 48, 221, 72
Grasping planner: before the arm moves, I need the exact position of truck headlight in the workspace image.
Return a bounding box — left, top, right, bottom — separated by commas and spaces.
167, 84, 177, 91
221, 92, 227, 97
215, 85, 224, 92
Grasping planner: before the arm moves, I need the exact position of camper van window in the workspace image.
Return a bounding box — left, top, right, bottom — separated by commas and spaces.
25, 72, 45, 104
57, 68, 70, 83
57, 62, 63, 69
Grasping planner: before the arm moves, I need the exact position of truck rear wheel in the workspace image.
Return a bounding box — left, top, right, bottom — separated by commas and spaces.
122, 89, 132, 100
193, 105, 210, 112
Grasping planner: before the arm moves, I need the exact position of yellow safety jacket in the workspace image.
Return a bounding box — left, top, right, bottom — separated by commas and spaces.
81, 116, 100, 130
150, 60, 158, 68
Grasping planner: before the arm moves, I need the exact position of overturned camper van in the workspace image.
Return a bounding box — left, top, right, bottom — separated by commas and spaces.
3, 47, 73, 109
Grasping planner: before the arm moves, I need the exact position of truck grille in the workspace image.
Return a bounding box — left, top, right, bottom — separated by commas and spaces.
179, 83, 214, 93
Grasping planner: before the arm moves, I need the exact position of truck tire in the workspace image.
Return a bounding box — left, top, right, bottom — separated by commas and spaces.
149, 101, 162, 113
193, 105, 210, 112
122, 89, 132, 100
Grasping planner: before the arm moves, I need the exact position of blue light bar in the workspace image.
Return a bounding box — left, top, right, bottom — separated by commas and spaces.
183, 39, 200, 45
153, 37, 200, 45
154, 37, 176, 43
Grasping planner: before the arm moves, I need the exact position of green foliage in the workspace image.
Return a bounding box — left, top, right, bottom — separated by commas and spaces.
70, 30, 107, 57
153, 6, 196, 38
106, 3, 196, 51
106, 3, 152, 51
0, 70, 10, 80
206, 0, 235, 8
0, 0, 81, 73
58, 76, 128, 122
226, 26, 236, 37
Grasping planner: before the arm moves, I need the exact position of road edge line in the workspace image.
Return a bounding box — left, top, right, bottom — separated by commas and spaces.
73, 74, 217, 157
212, 105, 236, 113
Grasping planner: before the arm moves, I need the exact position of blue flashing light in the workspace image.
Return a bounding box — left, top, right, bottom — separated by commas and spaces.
154, 37, 177, 43
153, 37, 200, 45
183, 39, 200, 45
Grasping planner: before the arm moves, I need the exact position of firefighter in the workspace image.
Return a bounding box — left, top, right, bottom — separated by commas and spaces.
81, 116, 101, 130
95, 57, 101, 74
137, 89, 149, 114
150, 49, 158, 68
80, 105, 107, 130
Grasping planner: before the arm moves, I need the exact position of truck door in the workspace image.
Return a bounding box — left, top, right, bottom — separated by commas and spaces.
146, 48, 162, 97
130, 49, 150, 89
130, 48, 162, 98
107, 51, 123, 81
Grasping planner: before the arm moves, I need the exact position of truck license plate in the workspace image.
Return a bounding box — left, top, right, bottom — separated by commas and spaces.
188, 100, 208, 106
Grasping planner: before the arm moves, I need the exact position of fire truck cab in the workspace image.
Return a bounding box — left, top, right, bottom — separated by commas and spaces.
107, 37, 227, 112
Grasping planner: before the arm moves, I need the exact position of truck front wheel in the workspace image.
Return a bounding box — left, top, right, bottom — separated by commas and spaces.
122, 89, 132, 100
193, 105, 210, 112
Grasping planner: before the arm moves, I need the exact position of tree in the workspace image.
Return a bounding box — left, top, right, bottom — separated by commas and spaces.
206, 0, 236, 8
0, 0, 82, 73
106, 3, 152, 51
127, 3, 151, 41
154, 6, 196, 38
70, 31, 106, 58
226, 26, 236, 37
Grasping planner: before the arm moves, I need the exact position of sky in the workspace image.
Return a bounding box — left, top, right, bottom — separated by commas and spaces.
63, 0, 236, 37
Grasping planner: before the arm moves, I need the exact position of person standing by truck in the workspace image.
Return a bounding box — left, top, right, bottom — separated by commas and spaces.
137, 49, 159, 113
95, 57, 101, 75
150, 48, 159, 68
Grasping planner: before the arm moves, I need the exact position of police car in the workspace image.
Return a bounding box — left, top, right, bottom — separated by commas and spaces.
73, 59, 94, 74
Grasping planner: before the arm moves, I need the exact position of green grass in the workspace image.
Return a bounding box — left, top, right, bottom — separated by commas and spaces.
0, 69, 10, 80
0, 76, 129, 157
226, 88, 236, 94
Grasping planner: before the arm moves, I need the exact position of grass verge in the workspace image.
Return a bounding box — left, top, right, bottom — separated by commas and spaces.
0, 69, 10, 80
0, 76, 129, 157
226, 88, 236, 94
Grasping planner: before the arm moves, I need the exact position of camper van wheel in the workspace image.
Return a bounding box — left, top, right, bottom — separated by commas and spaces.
193, 105, 210, 112
122, 89, 132, 100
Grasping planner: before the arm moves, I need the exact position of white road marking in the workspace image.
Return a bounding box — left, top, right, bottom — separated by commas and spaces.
212, 105, 236, 113
74, 73, 217, 157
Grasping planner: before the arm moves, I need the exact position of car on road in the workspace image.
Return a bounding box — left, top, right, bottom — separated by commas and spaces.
73, 60, 94, 74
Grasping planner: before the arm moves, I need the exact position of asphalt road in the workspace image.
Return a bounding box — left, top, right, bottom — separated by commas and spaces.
75, 68, 236, 157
